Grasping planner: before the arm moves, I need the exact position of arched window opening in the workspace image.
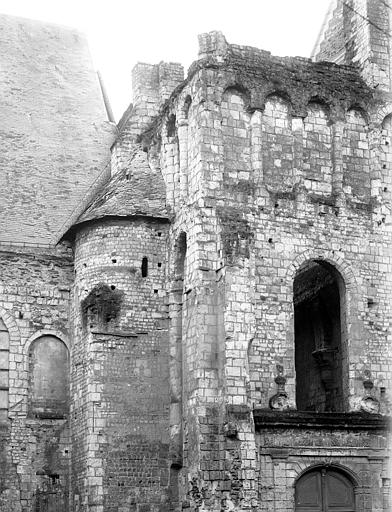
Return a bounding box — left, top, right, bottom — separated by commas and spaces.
28, 336, 69, 419
295, 467, 355, 512
294, 260, 346, 412
0, 318, 9, 421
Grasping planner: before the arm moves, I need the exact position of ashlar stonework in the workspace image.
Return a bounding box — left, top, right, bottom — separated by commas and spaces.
0, 1, 391, 511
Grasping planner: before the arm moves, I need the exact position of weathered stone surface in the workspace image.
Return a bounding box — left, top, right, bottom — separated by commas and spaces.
1, 2, 392, 511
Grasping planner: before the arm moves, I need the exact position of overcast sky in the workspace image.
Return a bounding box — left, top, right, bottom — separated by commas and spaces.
0, 0, 331, 120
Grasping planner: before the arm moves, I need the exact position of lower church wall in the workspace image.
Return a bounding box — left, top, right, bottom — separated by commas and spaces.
0, 245, 73, 512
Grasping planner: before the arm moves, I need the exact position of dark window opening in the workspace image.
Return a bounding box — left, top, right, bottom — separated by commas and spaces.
184, 96, 192, 120
141, 257, 148, 278
294, 260, 346, 412
176, 233, 187, 281
167, 114, 176, 137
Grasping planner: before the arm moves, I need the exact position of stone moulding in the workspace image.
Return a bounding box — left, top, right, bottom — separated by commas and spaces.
253, 409, 390, 431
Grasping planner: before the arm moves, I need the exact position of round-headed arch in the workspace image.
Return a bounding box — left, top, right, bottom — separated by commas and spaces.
286, 249, 359, 297
294, 463, 358, 512
346, 105, 370, 126
23, 329, 70, 357
294, 462, 360, 488
0, 307, 20, 345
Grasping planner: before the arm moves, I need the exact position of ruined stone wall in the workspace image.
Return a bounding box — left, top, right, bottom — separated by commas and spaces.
114, 62, 184, 171
143, 33, 392, 510
72, 219, 170, 512
0, 244, 73, 512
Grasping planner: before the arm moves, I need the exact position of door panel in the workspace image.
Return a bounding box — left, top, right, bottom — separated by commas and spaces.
325, 471, 355, 511
295, 468, 355, 512
296, 471, 323, 511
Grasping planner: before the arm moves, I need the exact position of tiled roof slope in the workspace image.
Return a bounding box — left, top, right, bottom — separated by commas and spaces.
0, 14, 115, 244
76, 147, 168, 225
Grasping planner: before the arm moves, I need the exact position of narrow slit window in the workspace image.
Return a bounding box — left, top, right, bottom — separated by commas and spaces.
141, 257, 148, 278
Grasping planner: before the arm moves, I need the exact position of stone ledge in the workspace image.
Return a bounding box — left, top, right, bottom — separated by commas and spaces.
253, 409, 390, 431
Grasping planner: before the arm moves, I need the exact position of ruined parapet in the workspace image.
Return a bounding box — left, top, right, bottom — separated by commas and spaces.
127, 29, 392, 510
198, 30, 229, 60
117, 61, 184, 144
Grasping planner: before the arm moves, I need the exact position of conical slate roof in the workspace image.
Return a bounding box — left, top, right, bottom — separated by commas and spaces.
76, 146, 168, 225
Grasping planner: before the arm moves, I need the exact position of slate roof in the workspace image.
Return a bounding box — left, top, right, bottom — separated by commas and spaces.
75, 146, 168, 225
0, 14, 115, 244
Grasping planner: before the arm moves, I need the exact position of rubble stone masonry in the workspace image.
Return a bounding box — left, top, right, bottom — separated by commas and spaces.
1, 2, 392, 511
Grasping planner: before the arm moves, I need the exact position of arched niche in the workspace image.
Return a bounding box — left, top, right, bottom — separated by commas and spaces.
293, 260, 347, 412
295, 466, 356, 512
28, 335, 69, 419
262, 94, 294, 190
221, 87, 251, 196
303, 102, 332, 195
343, 108, 370, 200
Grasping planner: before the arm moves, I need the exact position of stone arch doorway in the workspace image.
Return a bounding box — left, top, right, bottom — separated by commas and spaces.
294, 260, 347, 412
295, 467, 355, 512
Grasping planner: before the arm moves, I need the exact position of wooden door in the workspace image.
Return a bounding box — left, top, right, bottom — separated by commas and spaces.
295, 468, 355, 512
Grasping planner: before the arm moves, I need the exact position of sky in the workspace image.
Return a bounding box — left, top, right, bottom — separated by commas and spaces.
0, 0, 332, 120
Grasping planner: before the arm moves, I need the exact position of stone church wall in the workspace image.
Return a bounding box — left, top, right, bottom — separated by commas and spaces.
0, 244, 73, 511
138, 32, 392, 509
